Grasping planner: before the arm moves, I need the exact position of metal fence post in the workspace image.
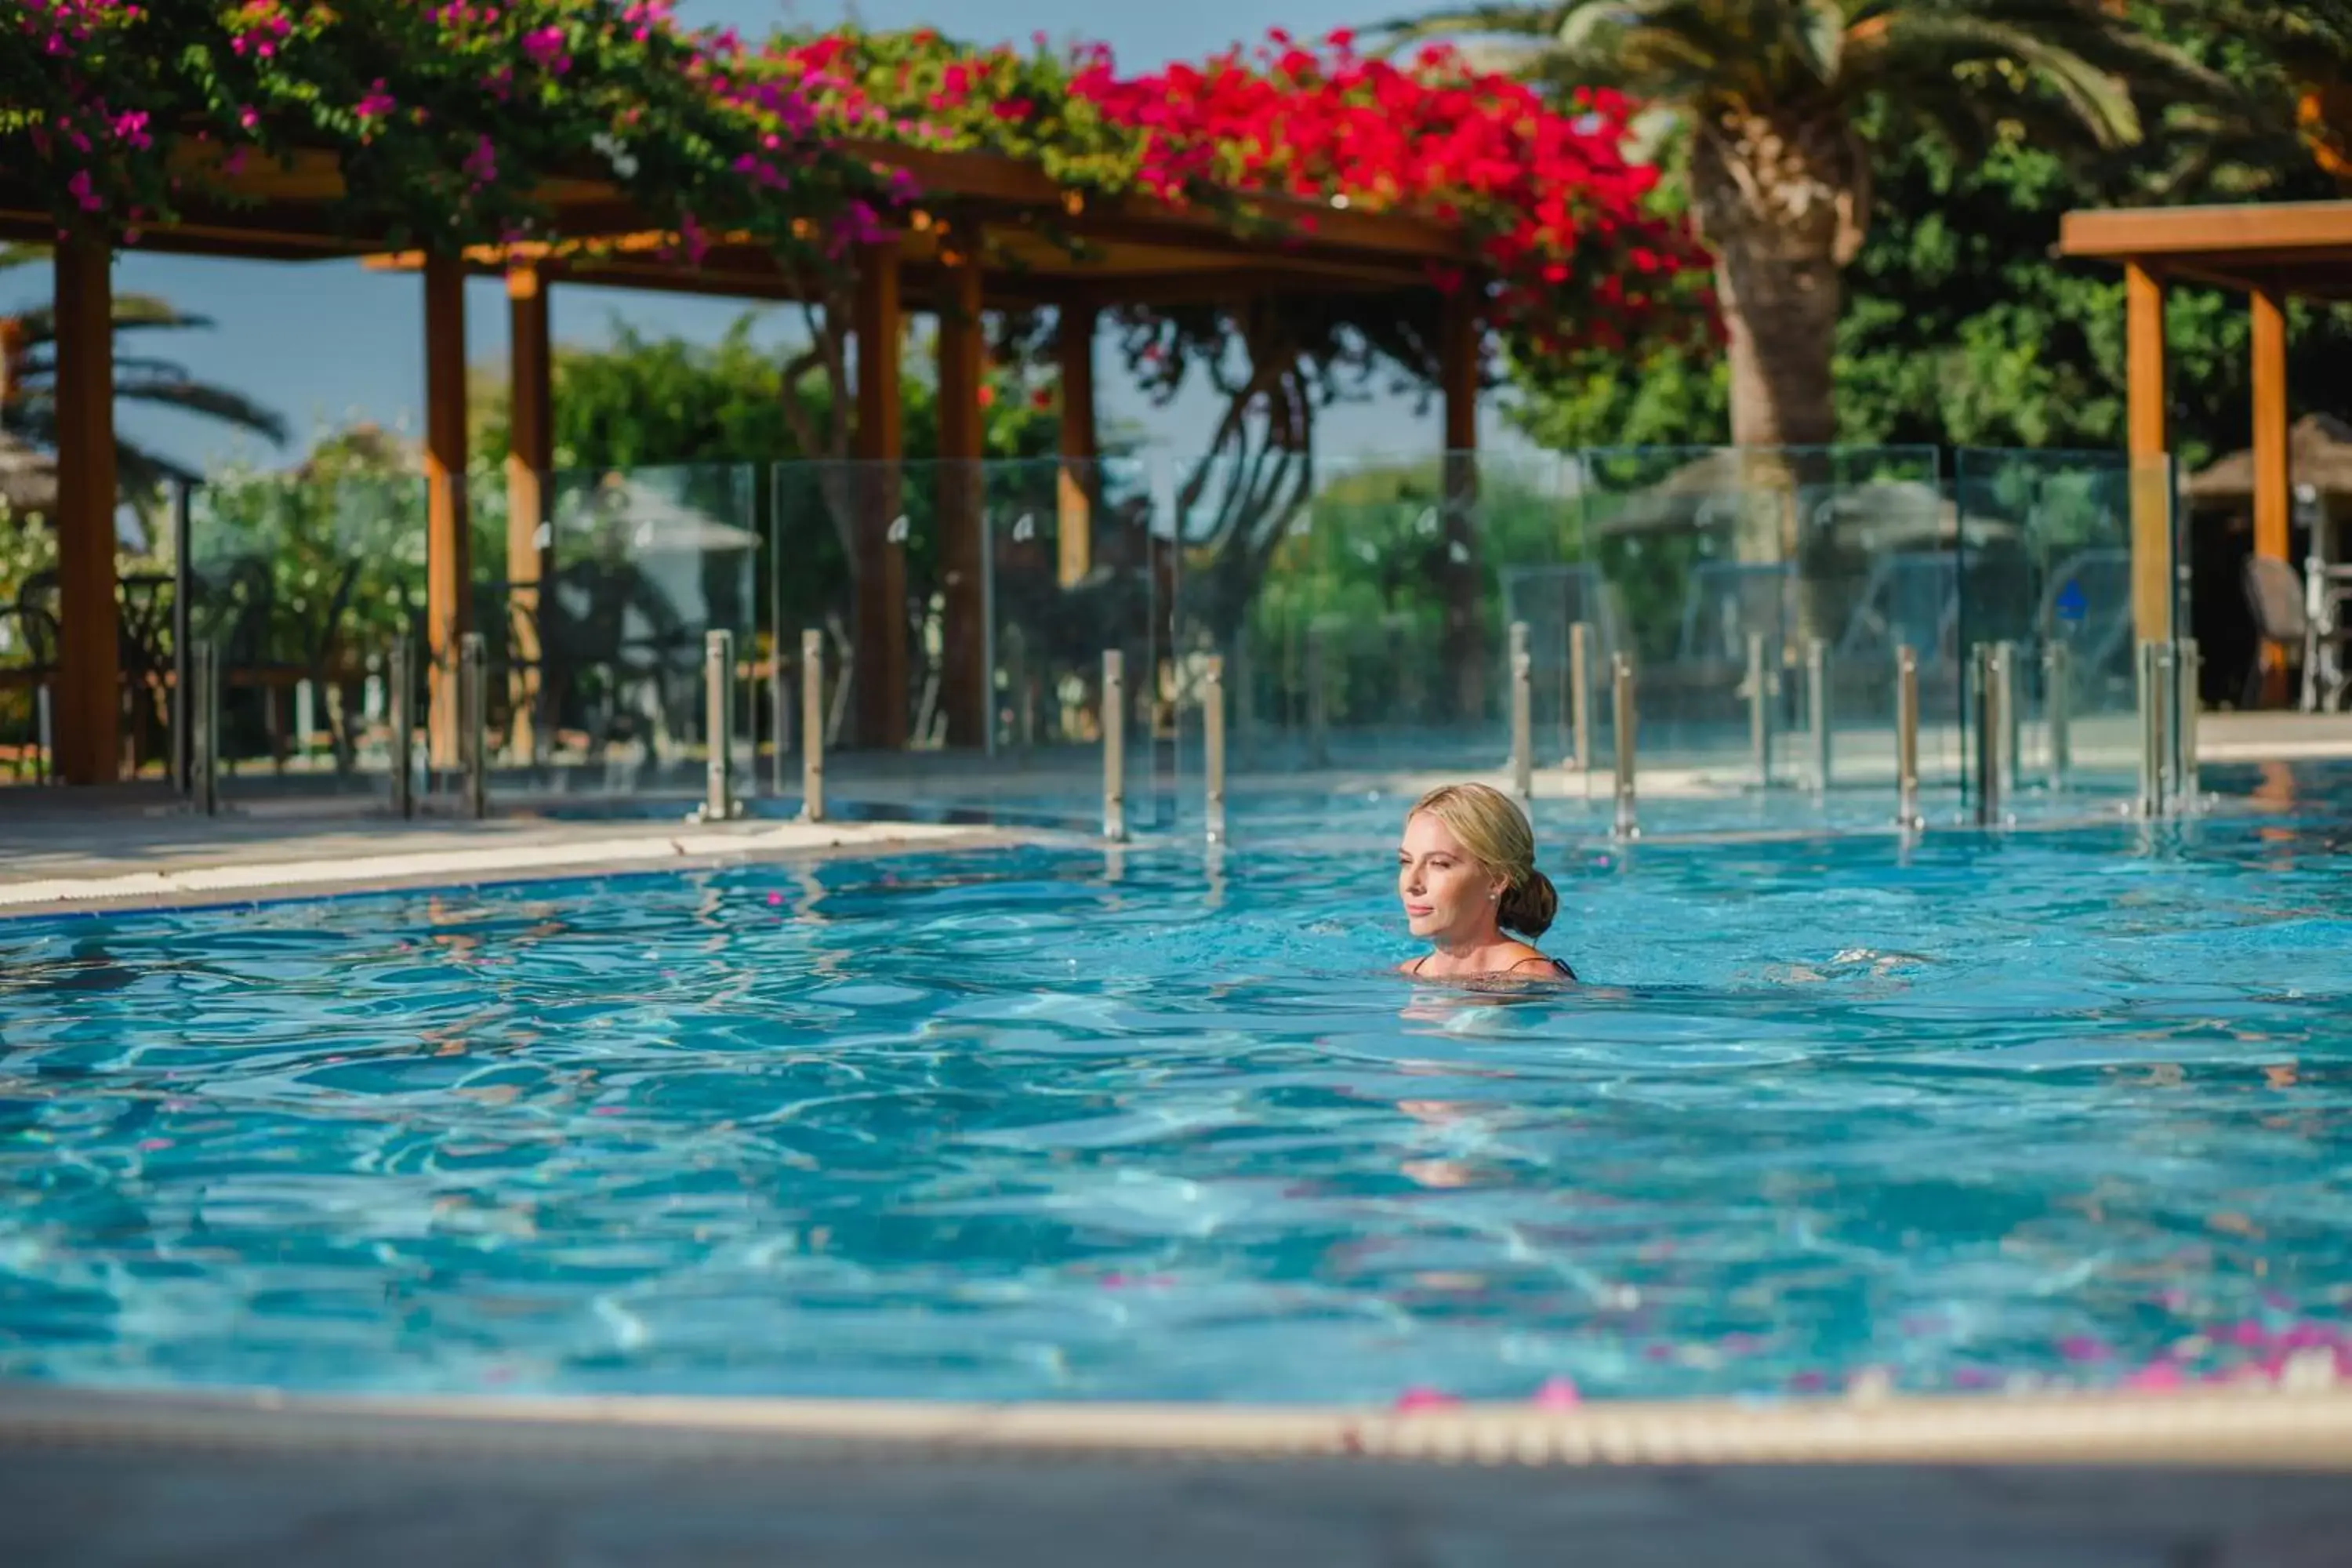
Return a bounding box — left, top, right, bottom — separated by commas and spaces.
1895, 646, 1922, 831
2044, 641, 2071, 793
697, 629, 738, 823
1972, 644, 2004, 827
1568, 621, 1592, 776
769, 634, 793, 798
800, 628, 826, 824
171, 478, 194, 795
1747, 630, 1771, 787
1994, 639, 2021, 794
1304, 623, 1330, 768
459, 631, 488, 820
1508, 619, 1534, 805
190, 637, 219, 817
389, 632, 416, 820
1805, 637, 1831, 796
34, 683, 53, 786
1203, 653, 1228, 844
1102, 648, 1128, 843
1611, 652, 1639, 840
2135, 640, 2166, 818
2176, 637, 2201, 810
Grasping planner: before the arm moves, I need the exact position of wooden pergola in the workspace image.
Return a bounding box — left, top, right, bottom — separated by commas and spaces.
2057, 199, 2352, 674
0, 144, 1479, 783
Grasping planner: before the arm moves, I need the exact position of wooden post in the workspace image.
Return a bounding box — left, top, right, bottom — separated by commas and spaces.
2251, 285, 2291, 706
423, 256, 472, 768
505, 262, 553, 755
2125, 261, 2173, 646
935, 227, 988, 748
852, 239, 906, 750
1056, 304, 1098, 588
53, 233, 120, 786
1440, 285, 1486, 717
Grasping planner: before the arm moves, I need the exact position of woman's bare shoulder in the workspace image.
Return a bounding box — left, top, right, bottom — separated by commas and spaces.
1499, 945, 1577, 981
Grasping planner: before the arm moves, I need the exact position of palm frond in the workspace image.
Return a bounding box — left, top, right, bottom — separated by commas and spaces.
1855, 13, 2140, 147
7, 296, 218, 348
1370, 2, 1569, 50
113, 381, 291, 445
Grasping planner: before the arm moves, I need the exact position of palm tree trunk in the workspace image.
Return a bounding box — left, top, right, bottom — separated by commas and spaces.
1717, 243, 1842, 451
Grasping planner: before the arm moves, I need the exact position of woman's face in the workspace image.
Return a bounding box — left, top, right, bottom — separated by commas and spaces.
1398, 811, 1504, 942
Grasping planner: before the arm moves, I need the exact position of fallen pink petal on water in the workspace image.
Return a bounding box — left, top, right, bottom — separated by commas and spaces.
2057, 1336, 2114, 1363
1950, 1366, 1998, 1390
1531, 1376, 1581, 1410
590, 1106, 625, 1116
136, 1139, 172, 1152
1788, 1370, 1830, 1392
1641, 1343, 1674, 1363
2221, 1319, 2270, 1348
766, 893, 784, 906
1393, 1387, 1462, 1413
1717, 1333, 1770, 1356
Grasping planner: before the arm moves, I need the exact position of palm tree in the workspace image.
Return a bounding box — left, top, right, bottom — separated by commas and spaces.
2212, 0, 2352, 188
0, 243, 287, 506
1378, 2, 2229, 447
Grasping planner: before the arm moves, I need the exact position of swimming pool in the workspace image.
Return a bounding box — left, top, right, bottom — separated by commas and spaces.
4, 768, 2350, 1406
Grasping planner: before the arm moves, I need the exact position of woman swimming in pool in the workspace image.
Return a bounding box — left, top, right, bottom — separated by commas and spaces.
1396, 782, 1577, 982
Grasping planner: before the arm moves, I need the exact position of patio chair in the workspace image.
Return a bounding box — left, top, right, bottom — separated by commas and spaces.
2241, 555, 2351, 712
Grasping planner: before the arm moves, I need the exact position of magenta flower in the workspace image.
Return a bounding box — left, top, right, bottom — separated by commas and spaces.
462, 136, 498, 187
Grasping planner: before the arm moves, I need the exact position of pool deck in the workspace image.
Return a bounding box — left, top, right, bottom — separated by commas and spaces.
9, 1381, 2352, 1566
0, 804, 1022, 913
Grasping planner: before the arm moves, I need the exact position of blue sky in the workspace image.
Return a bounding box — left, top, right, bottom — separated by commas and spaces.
49, 0, 1525, 477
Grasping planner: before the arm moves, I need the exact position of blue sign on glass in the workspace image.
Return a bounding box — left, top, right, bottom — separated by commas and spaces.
2056, 579, 2089, 625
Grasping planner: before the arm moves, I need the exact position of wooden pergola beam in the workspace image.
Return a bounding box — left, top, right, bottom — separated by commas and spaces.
935, 224, 988, 749
423, 256, 470, 768
52, 234, 118, 786
851, 239, 906, 752
2060, 200, 2352, 262
506, 262, 554, 758
2125, 261, 2172, 647
1055, 306, 1098, 590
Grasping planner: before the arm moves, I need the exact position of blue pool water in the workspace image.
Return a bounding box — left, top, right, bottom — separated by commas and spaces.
4, 769, 2351, 1404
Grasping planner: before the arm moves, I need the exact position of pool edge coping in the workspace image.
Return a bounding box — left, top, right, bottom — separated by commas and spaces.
0, 820, 1045, 917
5, 1381, 2352, 1469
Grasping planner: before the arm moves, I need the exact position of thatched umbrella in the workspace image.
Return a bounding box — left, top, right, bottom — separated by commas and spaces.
1588, 452, 2002, 549
2186, 414, 2352, 505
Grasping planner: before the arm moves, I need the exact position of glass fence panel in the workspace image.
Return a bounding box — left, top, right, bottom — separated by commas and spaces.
187, 470, 428, 805
1955, 448, 2158, 806
472, 463, 761, 803
1165, 445, 1984, 840
1781, 446, 1958, 797
1578, 445, 1957, 802
771, 458, 1164, 830
1169, 451, 1577, 833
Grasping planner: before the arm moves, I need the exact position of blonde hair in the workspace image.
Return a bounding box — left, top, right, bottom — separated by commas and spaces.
1405, 783, 1560, 939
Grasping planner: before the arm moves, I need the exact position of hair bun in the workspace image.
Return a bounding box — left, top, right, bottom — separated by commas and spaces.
1498, 869, 1559, 940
